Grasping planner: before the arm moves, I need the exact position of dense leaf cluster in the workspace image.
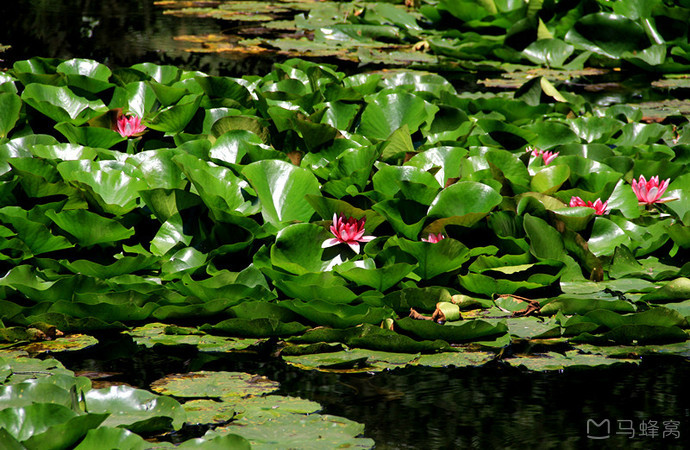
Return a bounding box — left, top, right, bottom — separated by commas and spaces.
165, 0, 690, 71
0, 56, 688, 355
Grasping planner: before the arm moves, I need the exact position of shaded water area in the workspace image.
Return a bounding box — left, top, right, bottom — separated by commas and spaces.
53, 334, 689, 449
1, 0, 277, 76
2, 1, 690, 448
0, 0, 677, 104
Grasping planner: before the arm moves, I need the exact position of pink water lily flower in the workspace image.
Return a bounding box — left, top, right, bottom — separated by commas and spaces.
422, 233, 445, 243
116, 114, 147, 138
540, 150, 559, 165
631, 175, 673, 205
569, 196, 608, 215
526, 146, 540, 158
322, 213, 375, 253
526, 146, 559, 165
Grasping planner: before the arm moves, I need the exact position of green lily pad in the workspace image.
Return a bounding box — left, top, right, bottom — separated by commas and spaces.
641, 277, 690, 303
396, 317, 508, 342
288, 323, 452, 353
504, 350, 640, 371
18, 334, 98, 355
540, 297, 636, 315
392, 236, 470, 280
124, 323, 264, 352
84, 385, 186, 432
413, 350, 496, 368
183, 399, 237, 425
242, 160, 321, 227
73, 427, 149, 450
184, 395, 321, 426
284, 348, 417, 373
0, 380, 80, 409
505, 317, 561, 340
150, 371, 280, 399
208, 412, 374, 450
0, 403, 108, 449
573, 341, 690, 360
278, 300, 394, 329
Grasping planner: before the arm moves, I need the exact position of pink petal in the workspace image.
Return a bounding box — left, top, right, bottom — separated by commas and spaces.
322, 238, 341, 248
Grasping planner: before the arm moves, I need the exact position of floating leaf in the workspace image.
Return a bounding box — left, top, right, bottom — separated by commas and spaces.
0, 92, 22, 138
396, 317, 508, 342
242, 160, 321, 227
150, 371, 279, 399
84, 385, 186, 432
505, 350, 639, 371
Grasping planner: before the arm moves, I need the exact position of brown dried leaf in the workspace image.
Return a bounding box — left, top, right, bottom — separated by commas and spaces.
409, 308, 432, 320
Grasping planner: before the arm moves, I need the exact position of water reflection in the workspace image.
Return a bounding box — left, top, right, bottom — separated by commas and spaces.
283, 361, 689, 449
54, 336, 690, 450
2, 0, 274, 76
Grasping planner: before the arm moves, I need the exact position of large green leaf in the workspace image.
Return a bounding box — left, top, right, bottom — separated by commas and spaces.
203, 318, 308, 337
565, 13, 649, 59
541, 297, 636, 315
57, 58, 113, 93
372, 164, 440, 204
530, 164, 570, 194
371, 199, 427, 240
588, 217, 631, 257
0, 403, 107, 449
272, 272, 358, 304
505, 350, 639, 371
54, 122, 125, 149
335, 262, 416, 292
173, 152, 249, 214
0, 207, 74, 256
405, 146, 466, 188
146, 95, 202, 134
279, 299, 395, 328
242, 160, 321, 227
427, 181, 502, 225
357, 92, 437, 140
150, 371, 279, 399
396, 317, 508, 342
392, 236, 470, 279
289, 322, 452, 353
270, 223, 340, 275
45, 209, 134, 246
84, 385, 186, 432
56, 160, 146, 215
0, 381, 76, 409
522, 39, 575, 68
21, 84, 107, 125
0, 92, 22, 138
209, 412, 374, 449
523, 214, 564, 261
73, 427, 148, 450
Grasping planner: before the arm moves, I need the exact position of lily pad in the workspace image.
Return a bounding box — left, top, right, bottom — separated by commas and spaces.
284, 348, 417, 373
124, 323, 264, 352
17, 334, 98, 355
83, 385, 186, 432
504, 350, 640, 371
150, 371, 280, 399
208, 412, 374, 450
413, 350, 496, 368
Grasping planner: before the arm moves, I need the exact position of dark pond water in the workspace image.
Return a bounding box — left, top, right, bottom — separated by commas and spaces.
1, 0, 278, 76
53, 334, 689, 449
0, 0, 674, 104
4, 1, 689, 448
